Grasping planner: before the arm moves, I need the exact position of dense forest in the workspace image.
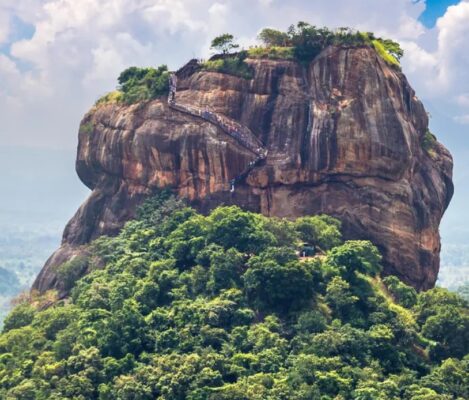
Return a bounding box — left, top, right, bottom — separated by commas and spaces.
0, 192, 467, 399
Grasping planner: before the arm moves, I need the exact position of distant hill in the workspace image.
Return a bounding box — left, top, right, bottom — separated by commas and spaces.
0, 145, 89, 326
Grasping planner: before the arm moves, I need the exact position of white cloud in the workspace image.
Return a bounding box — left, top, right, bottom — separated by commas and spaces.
454, 115, 469, 125
0, 0, 467, 149
0, 14, 10, 44
400, 0, 469, 127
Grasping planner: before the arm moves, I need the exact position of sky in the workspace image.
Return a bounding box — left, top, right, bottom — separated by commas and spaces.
0, 0, 468, 244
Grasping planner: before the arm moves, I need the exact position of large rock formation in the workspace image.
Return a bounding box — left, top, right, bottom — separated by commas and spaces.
34, 45, 453, 294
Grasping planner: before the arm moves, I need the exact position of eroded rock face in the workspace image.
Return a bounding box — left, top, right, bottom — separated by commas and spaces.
33, 46, 453, 294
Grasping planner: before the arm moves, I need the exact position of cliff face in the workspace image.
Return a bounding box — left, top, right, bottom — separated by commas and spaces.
33, 45, 453, 293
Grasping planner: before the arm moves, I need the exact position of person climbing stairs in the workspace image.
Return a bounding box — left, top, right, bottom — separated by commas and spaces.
167, 73, 268, 191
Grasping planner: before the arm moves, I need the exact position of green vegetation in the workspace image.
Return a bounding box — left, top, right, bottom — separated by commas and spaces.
202, 51, 253, 79
372, 39, 402, 67
247, 46, 295, 60
95, 91, 124, 107
422, 130, 438, 158
210, 34, 240, 55
0, 192, 468, 399
55, 256, 89, 292
79, 121, 95, 135
96, 65, 170, 106
251, 22, 403, 67
118, 65, 170, 104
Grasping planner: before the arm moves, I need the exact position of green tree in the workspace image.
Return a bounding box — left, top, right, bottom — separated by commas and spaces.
206, 206, 274, 254
326, 240, 382, 279
117, 65, 170, 104
294, 215, 342, 251
422, 307, 469, 360
207, 247, 245, 293
2, 303, 36, 333
0, 196, 468, 399
210, 34, 240, 54
258, 28, 290, 47
243, 256, 314, 313
379, 39, 404, 60
383, 275, 417, 308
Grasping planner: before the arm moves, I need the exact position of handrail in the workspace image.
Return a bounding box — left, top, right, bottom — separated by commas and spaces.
168, 73, 267, 191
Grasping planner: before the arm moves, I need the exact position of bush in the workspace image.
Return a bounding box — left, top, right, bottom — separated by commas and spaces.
2, 303, 35, 333
119, 65, 170, 104
383, 275, 417, 308
201, 52, 253, 79
94, 90, 124, 106
294, 215, 342, 251
372, 39, 401, 68
422, 130, 437, 157
255, 23, 402, 66
94, 65, 170, 106
0, 196, 467, 399
56, 256, 89, 291
247, 46, 295, 60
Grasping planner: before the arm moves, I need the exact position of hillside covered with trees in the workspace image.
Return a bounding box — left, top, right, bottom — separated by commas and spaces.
0, 192, 467, 399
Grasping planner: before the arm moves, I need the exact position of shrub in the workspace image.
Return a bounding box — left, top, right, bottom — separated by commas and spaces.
118, 65, 170, 104
294, 215, 342, 251
383, 275, 417, 308
372, 39, 401, 68
56, 256, 89, 291
202, 52, 253, 79
247, 46, 295, 60
254, 23, 402, 66
2, 303, 36, 333
94, 90, 124, 106
422, 130, 437, 157
79, 121, 95, 135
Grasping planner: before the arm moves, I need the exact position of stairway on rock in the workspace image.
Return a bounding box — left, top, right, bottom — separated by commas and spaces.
168, 73, 268, 191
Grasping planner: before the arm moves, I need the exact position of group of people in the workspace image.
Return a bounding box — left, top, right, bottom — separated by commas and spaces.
167, 72, 267, 193
168, 73, 263, 156
168, 73, 177, 103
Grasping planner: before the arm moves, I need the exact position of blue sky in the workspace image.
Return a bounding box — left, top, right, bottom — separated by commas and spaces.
418, 0, 460, 26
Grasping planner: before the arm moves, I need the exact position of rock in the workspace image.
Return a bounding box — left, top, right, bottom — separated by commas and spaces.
33, 45, 453, 293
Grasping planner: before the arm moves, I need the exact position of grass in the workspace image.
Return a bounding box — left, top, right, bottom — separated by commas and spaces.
422, 130, 437, 158
80, 121, 95, 135
370, 276, 416, 328
372, 40, 400, 68
201, 55, 254, 79
95, 90, 124, 107
247, 46, 295, 60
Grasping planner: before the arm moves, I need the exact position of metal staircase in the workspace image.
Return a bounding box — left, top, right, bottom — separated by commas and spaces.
168, 73, 267, 191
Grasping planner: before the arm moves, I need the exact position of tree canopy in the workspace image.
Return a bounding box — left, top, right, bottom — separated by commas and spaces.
0, 192, 467, 399
253, 22, 403, 66
210, 34, 240, 54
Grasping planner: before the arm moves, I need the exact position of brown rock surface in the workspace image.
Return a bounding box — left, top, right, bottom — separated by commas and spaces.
33, 45, 453, 294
